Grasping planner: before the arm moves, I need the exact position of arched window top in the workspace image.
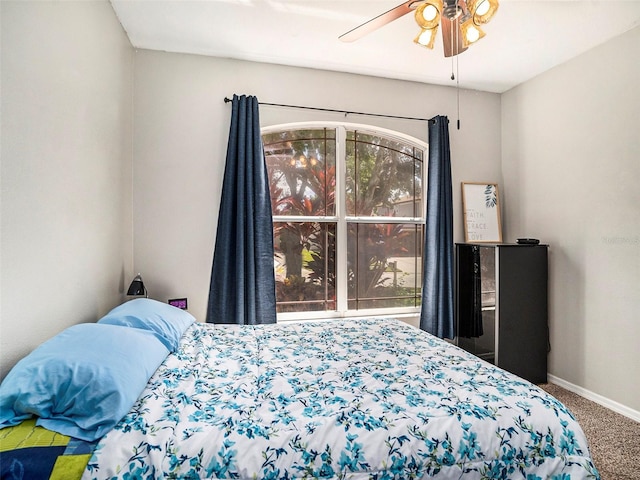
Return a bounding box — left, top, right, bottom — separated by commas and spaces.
262, 121, 428, 150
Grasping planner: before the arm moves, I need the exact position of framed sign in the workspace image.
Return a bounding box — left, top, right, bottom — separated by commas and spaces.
168, 298, 188, 310
462, 182, 502, 243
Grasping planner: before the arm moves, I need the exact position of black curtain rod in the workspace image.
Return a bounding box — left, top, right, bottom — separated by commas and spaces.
223, 97, 437, 123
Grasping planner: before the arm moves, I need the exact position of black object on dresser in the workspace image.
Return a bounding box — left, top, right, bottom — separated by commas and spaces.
455, 243, 549, 384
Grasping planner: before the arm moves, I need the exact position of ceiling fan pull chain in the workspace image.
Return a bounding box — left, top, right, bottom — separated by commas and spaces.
449, 11, 461, 129
457, 54, 461, 130
451, 17, 456, 80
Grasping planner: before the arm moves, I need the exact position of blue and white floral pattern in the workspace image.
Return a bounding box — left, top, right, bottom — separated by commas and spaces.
82, 318, 599, 479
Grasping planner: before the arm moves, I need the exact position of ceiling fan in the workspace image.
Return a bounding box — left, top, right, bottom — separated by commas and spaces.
339, 0, 499, 58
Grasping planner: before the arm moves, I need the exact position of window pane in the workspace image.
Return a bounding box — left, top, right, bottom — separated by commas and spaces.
274, 221, 336, 313
345, 130, 423, 217
347, 223, 423, 310
263, 129, 336, 216
264, 124, 426, 318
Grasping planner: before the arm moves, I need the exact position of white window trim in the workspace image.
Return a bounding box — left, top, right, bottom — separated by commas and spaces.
262, 121, 428, 322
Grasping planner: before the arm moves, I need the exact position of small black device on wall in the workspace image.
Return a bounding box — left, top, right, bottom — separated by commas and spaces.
168, 298, 188, 310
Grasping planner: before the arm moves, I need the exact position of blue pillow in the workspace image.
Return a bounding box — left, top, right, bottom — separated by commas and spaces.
98, 298, 195, 352
0, 323, 168, 441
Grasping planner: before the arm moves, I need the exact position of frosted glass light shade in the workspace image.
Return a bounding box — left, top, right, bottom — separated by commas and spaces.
414, 26, 438, 49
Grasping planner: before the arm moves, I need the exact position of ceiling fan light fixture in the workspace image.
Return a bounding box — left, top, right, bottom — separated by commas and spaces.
414, 1, 442, 29
414, 26, 438, 49
468, 0, 499, 25
460, 17, 486, 46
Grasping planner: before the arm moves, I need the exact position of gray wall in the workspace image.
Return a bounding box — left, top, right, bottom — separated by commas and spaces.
502, 26, 640, 411
0, 1, 134, 377
131, 50, 502, 325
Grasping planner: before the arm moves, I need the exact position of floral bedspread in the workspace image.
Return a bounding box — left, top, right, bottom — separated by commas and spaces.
82, 318, 599, 479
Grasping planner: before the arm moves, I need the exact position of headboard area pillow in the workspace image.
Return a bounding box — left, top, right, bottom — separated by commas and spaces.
0, 323, 168, 441
98, 298, 195, 352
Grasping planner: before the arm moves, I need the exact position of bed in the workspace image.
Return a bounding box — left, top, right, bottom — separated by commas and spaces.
1, 299, 600, 479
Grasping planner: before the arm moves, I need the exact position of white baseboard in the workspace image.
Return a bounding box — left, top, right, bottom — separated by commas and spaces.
548, 374, 640, 423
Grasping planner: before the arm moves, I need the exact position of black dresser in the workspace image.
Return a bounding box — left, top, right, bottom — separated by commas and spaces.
455, 243, 549, 384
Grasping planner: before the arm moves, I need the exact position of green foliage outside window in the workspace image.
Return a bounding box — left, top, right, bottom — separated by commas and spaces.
263, 127, 424, 314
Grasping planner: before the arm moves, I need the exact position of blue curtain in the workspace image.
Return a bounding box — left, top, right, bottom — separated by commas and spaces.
420, 115, 454, 338
206, 94, 277, 325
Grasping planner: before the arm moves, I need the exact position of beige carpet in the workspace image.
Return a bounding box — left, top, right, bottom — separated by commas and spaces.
540, 383, 640, 480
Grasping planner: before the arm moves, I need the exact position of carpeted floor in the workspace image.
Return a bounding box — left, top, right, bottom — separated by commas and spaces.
540, 383, 640, 480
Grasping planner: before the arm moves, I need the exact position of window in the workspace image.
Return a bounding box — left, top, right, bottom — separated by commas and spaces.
262, 123, 426, 320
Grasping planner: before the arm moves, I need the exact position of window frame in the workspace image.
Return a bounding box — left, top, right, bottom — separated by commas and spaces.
261, 121, 428, 322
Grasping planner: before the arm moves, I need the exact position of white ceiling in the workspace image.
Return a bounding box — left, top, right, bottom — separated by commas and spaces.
110, 0, 640, 93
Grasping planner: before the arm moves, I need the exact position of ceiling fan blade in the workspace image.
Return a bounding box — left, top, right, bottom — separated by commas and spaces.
441, 15, 468, 57
339, 1, 420, 43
